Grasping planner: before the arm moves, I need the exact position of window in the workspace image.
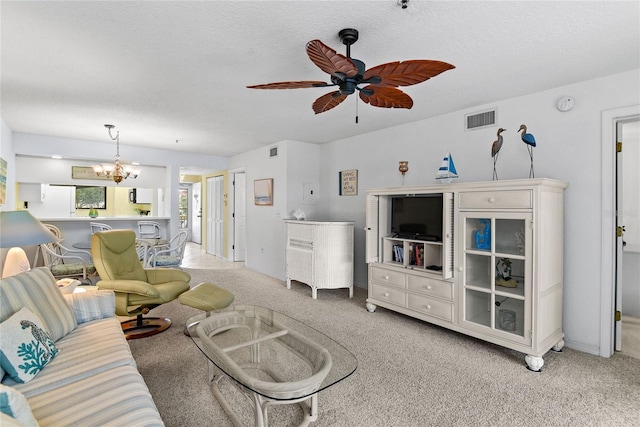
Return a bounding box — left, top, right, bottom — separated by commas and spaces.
75, 186, 107, 209
179, 187, 189, 229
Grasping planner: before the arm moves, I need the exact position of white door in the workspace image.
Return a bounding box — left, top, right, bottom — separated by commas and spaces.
192, 183, 202, 244
214, 177, 224, 256
206, 176, 224, 257
233, 173, 246, 261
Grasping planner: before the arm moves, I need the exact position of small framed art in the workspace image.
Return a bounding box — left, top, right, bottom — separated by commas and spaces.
254, 178, 273, 206
339, 169, 358, 196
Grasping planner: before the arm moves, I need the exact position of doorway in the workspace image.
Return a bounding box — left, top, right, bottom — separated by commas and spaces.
191, 182, 202, 244
601, 105, 640, 358
178, 185, 190, 240
616, 118, 640, 359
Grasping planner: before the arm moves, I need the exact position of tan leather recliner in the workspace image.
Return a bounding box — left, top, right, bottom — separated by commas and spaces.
91, 229, 191, 339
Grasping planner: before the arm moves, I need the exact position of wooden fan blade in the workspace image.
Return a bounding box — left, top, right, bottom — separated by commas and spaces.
306, 40, 358, 78
359, 86, 414, 109
247, 81, 331, 89
363, 60, 455, 87
312, 91, 348, 114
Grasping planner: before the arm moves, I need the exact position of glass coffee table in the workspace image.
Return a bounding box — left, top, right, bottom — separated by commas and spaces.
187, 305, 357, 427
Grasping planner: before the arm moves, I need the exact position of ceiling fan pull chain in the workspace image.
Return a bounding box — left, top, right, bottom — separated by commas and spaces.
355, 95, 359, 124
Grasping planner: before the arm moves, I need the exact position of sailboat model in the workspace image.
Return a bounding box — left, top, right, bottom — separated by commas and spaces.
436, 151, 458, 184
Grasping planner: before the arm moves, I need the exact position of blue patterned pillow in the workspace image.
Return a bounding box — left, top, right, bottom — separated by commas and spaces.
0, 307, 59, 383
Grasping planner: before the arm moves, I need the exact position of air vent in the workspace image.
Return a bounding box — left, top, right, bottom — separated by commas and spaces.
465, 108, 497, 131
269, 147, 278, 157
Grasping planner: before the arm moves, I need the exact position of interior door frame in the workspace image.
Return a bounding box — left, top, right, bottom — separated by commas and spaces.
600, 105, 640, 357
227, 167, 246, 263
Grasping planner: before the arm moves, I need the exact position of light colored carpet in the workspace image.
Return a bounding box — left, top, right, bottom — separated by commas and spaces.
128, 268, 640, 427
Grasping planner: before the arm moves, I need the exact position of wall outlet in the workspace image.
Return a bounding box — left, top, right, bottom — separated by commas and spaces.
303, 182, 318, 204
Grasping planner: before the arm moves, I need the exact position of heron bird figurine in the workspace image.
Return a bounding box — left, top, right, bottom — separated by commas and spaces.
518, 124, 536, 178
491, 128, 506, 180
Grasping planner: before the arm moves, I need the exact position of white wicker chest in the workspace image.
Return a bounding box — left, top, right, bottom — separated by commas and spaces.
284, 220, 354, 299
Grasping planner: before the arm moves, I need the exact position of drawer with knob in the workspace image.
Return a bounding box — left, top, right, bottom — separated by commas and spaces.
459, 190, 532, 210
370, 266, 406, 288
407, 294, 453, 322
407, 275, 453, 301
370, 283, 406, 307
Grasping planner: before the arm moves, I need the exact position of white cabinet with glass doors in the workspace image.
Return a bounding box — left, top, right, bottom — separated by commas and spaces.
457, 182, 567, 371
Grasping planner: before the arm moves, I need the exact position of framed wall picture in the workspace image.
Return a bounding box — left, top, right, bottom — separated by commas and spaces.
72, 166, 111, 180
0, 157, 7, 205
339, 169, 358, 196
254, 178, 273, 206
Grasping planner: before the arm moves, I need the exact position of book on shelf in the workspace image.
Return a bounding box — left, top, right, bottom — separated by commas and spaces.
409, 243, 417, 265
415, 244, 423, 266
393, 244, 403, 262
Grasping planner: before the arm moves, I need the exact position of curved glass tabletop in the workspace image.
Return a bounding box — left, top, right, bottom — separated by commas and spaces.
187, 305, 357, 401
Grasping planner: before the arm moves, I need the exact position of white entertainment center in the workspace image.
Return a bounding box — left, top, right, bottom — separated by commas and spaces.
365, 178, 567, 371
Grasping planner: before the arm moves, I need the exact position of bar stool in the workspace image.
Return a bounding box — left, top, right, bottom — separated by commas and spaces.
90, 222, 112, 234
138, 221, 162, 239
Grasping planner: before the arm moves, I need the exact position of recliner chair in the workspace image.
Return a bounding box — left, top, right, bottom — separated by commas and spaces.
91, 229, 191, 339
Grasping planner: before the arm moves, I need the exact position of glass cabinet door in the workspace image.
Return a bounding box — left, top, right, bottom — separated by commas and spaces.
460, 213, 532, 345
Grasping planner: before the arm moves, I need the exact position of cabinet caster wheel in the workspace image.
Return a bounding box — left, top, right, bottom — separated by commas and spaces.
552, 338, 565, 352
525, 355, 544, 372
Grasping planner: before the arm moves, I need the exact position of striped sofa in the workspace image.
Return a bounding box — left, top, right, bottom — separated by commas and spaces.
0, 267, 164, 426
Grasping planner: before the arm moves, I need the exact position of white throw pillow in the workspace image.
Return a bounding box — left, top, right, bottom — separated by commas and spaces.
0, 307, 59, 383
55, 278, 80, 294
0, 384, 38, 427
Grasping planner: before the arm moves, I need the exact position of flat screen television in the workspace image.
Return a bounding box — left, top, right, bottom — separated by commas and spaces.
390, 194, 443, 242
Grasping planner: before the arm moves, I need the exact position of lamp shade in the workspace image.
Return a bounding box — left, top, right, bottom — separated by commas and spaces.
0, 211, 59, 248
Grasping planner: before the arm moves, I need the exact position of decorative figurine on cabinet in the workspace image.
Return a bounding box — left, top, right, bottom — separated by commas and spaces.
435, 151, 458, 184
518, 124, 536, 178
491, 128, 506, 180
473, 219, 491, 250
398, 161, 409, 185
496, 258, 517, 288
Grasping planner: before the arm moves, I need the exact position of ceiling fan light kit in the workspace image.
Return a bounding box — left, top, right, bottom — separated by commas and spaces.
247, 28, 454, 116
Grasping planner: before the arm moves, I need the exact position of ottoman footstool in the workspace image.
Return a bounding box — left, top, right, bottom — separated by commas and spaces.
179, 282, 234, 336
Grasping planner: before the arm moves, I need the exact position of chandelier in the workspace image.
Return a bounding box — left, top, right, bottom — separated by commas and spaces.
92, 124, 140, 184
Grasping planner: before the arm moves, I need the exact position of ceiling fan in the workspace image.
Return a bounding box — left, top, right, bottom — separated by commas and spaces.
247, 28, 455, 115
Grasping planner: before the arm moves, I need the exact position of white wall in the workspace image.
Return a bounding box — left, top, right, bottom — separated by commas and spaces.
286, 141, 325, 221
228, 142, 290, 279
14, 156, 166, 188
0, 118, 16, 211
317, 69, 640, 356
228, 140, 325, 280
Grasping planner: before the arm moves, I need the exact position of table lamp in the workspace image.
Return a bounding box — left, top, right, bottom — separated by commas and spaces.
0, 211, 59, 278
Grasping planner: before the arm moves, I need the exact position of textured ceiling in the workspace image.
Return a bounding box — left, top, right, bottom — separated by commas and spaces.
2, 1, 639, 161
